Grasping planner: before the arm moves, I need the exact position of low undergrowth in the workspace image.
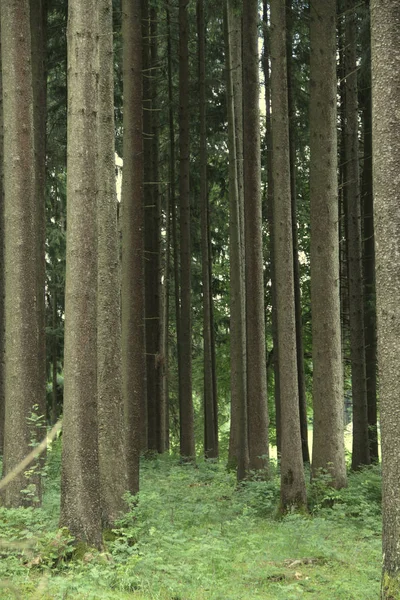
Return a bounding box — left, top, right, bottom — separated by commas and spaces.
0, 445, 382, 599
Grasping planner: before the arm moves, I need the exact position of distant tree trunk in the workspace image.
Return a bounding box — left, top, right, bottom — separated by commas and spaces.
160, 182, 171, 452
360, 1, 378, 464
122, 0, 146, 493
178, 0, 195, 458
60, 0, 102, 546
270, 0, 306, 508
30, 0, 47, 442
286, 0, 309, 464
51, 288, 58, 425
243, 0, 269, 474
166, 0, 179, 451
344, 0, 370, 470
309, 0, 347, 488
97, 0, 127, 527
371, 2, 400, 594
197, 0, 218, 459
224, 0, 248, 478
143, 1, 162, 453
0, 31, 4, 456
1, 0, 41, 507
262, 1, 281, 456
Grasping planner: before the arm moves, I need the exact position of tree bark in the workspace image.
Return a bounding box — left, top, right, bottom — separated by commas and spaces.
224, 0, 248, 479
60, 0, 102, 546
178, 0, 195, 458
197, 0, 218, 459
370, 2, 400, 595
309, 0, 347, 488
1, 0, 42, 507
270, 0, 306, 508
97, 0, 128, 527
121, 0, 146, 493
243, 0, 269, 474
0, 28, 4, 456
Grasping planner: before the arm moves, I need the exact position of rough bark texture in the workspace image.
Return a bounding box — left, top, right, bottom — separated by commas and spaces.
122, 0, 146, 492
262, 2, 281, 456
97, 0, 128, 527
224, 0, 248, 479
243, 0, 269, 474
309, 0, 347, 489
345, 0, 370, 470
59, 0, 102, 546
360, 2, 378, 463
270, 0, 306, 508
286, 0, 309, 464
0, 30, 4, 456
198, 0, 218, 459
178, 0, 195, 458
371, 2, 400, 595
1, 0, 41, 507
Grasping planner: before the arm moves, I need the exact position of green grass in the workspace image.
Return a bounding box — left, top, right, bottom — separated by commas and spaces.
0, 447, 382, 599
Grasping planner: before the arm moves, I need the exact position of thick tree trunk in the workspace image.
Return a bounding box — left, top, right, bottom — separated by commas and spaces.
178, 0, 195, 458
270, 0, 306, 508
60, 0, 102, 546
309, 0, 347, 488
97, 0, 128, 527
243, 0, 269, 474
262, 2, 281, 456
122, 0, 146, 493
370, 2, 400, 595
344, 0, 370, 470
198, 0, 218, 459
224, 0, 248, 478
286, 0, 309, 464
1, 0, 42, 507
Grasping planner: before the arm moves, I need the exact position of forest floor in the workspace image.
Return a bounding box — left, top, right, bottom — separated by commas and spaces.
0, 443, 381, 600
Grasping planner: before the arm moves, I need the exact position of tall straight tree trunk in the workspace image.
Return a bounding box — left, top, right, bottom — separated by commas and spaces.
161, 182, 171, 452
286, 0, 309, 464
30, 0, 47, 441
361, 79, 378, 463
60, 0, 102, 546
0, 32, 4, 456
166, 0, 180, 450
178, 0, 195, 458
143, 1, 162, 453
310, 0, 347, 488
197, 0, 218, 459
1, 0, 41, 507
270, 0, 306, 508
122, 0, 146, 493
262, 1, 281, 456
224, 0, 248, 478
51, 289, 58, 425
243, 0, 269, 474
97, 0, 127, 527
344, 0, 370, 470
371, 2, 400, 594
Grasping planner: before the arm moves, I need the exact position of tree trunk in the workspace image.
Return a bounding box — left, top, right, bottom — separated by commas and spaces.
121, 0, 146, 493
51, 288, 58, 425
0, 29, 4, 456
309, 0, 347, 488
360, 2, 378, 464
178, 0, 195, 458
224, 0, 248, 478
262, 1, 281, 456
1, 0, 42, 507
286, 0, 309, 465
371, 2, 400, 594
59, 0, 102, 546
270, 0, 306, 508
243, 0, 269, 474
344, 0, 370, 470
97, 0, 128, 527
197, 0, 218, 459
